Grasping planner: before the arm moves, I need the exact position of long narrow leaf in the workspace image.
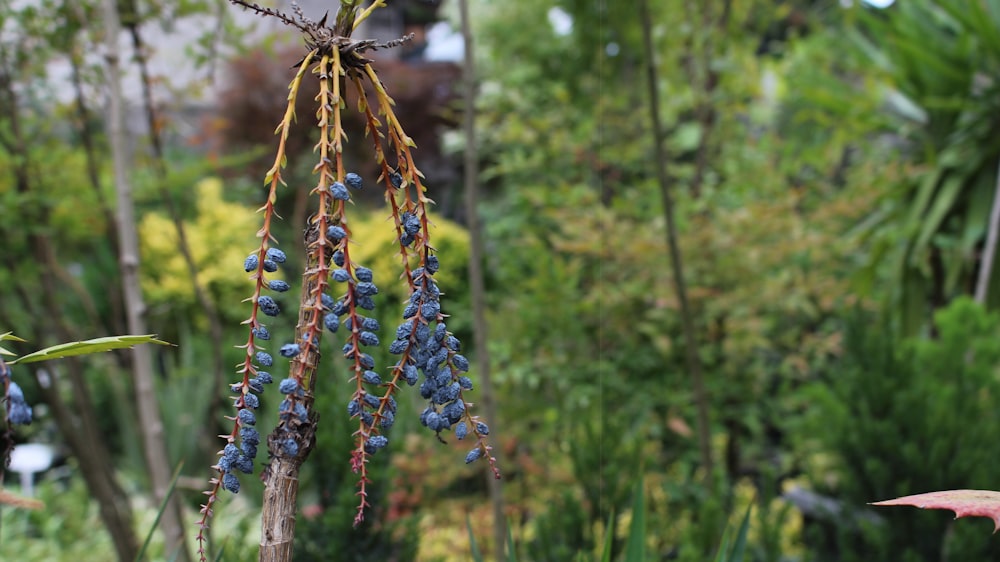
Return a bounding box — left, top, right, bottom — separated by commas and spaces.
600, 511, 616, 562
624, 478, 646, 562
11, 335, 171, 365
728, 503, 753, 562
135, 460, 184, 562
467, 514, 484, 562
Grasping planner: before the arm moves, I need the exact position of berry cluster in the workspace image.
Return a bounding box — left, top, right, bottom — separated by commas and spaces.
1, 362, 31, 426
199, 35, 501, 557
397, 261, 489, 463
214, 246, 290, 494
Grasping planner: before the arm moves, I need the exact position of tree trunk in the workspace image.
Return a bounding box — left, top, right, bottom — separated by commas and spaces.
639, 0, 714, 478
458, 1, 506, 559
101, 0, 191, 559
0, 51, 141, 562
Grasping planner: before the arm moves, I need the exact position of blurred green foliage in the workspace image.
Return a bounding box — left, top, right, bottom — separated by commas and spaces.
5, 0, 1000, 560
798, 298, 1000, 561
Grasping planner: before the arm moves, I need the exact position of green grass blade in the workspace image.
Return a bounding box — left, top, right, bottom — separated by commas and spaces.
467, 514, 484, 562
623, 478, 646, 562
506, 518, 517, 562
134, 460, 184, 562
727, 503, 753, 562
600, 511, 615, 562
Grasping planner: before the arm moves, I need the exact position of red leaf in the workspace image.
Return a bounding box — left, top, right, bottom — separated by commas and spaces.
872, 490, 1000, 532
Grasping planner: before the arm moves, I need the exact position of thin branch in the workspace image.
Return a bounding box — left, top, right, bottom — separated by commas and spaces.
975, 157, 1000, 304
639, 0, 714, 477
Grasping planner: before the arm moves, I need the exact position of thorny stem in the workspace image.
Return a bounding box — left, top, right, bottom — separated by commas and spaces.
203, 1, 503, 555
195, 51, 316, 562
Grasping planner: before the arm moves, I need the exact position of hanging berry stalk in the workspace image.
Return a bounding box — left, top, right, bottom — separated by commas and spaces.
196, 2, 502, 560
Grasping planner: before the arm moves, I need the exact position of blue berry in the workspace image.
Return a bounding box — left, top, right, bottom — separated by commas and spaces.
446, 336, 461, 352
244, 393, 260, 410
332, 269, 350, 283
255, 351, 273, 367
389, 339, 408, 355
279, 343, 301, 358
324, 313, 339, 333
361, 411, 374, 427
402, 302, 418, 319
269, 280, 290, 292
240, 427, 260, 445
396, 322, 413, 340
332, 250, 345, 266
294, 403, 308, 422
217, 456, 232, 473
434, 323, 447, 341
465, 447, 483, 464
254, 326, 271, 340
247, 378, 264, 393
244, 254, 259, 272
222, 473, 241, 493
411, 267, 425, 280
415, 323, 431, 344
458, 376, 473, 390
356, 282, 378, 296
223, 443, 240, 462
8, 381, 25, 403
327, 225, 347, 241
400, 233, 415, 246
401, 213, 420, 236
331, 181, 350, 200
266, 248, 287, 263
238, 408, 257, 427
258, 296, 280, 317
256, 372, 273, 385
230, 383, 243, 393
0, 401, 12, 424
363, 393, 380, 409
262, 259, 278, 272
426, 255, 440, 274
364, 435, 388, 454
452, 354, 470, 372
359, 332, 380, 347
241, 442, 257, 459
403, 363, 419, 386
278, 378, 298, 395
283, 438, 299, 456
234, 454, 253, 474
348, 400, 360, 417
476, 421, 490, 435
345, 172, 363, 190
355, 266, 373, 282
321, 293, 335, 309
420, 301, 440, 320
359, 353, 375, 369
332, 300, 348, 316
443, 399, 466, 423
456, 422, 468, 440
361, 317, 380, 331
357, 296, 376, 310
389, 172, 403, 188
422, 410, 441, 429
380, 410, 395, 429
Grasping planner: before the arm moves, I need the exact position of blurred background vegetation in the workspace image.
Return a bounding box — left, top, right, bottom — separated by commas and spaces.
4, 0, 1000, 560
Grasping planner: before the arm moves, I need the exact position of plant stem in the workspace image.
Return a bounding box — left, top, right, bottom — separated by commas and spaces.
975, 157, 1000, 304
101, 0, 190, 557
458, 0, 506, 559
638, 0, 714, 478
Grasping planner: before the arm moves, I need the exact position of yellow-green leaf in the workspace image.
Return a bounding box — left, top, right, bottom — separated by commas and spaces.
10, 335, 171, 365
